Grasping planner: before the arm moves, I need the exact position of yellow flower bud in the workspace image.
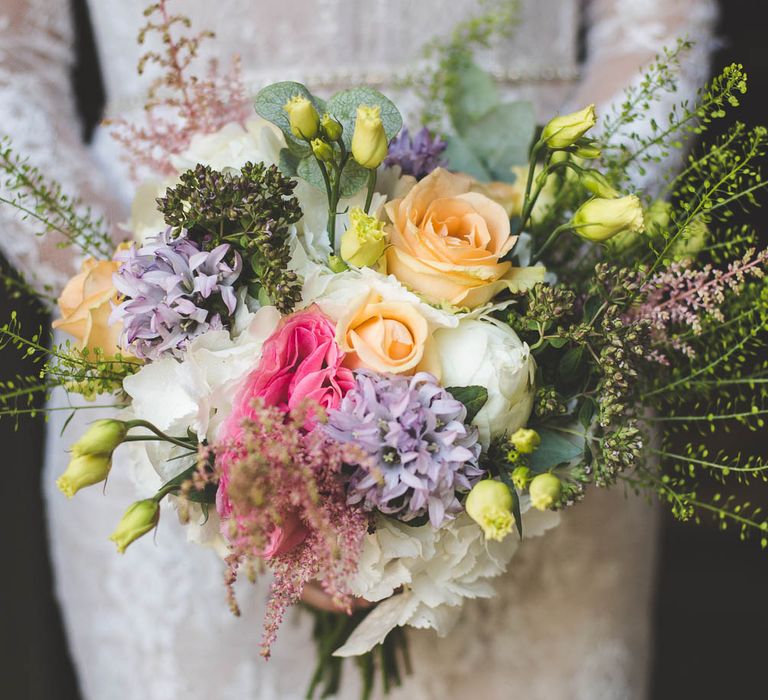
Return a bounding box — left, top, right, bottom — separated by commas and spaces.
509, 428, 541, 455
351, 105, 388, 169
340, 207, 388, 268
541, 105, 597, 149
529, 473, 562, 511
466, 480, 515, 542
511, 466, 532, 491
109, 499, 160, 554
572, 195, 645, 242
579, 170, 619, 199
321, 113, 343, 141
311, 138, 334, 162
71, 419, 128, 457
283, 95, 320, 139
56, 453, 112, 498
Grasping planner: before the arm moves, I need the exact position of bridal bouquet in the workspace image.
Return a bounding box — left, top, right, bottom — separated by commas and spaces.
1, 3, 766, 697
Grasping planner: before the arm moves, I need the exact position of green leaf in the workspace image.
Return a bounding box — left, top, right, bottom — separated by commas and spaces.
582, 296, 603, 323
548, 336, 569, 349
558, 347, 585, 382
326, 87, 403, 150
254, 81, 325, 153
158, 465, 217, 505
529, 428, 585, 470
463, 101, 536, 180
296, 155, 369, 198
578, 398, 596, 429
449, 60, 500, 134
444, 134, 491, 181
446, 385, 489, 423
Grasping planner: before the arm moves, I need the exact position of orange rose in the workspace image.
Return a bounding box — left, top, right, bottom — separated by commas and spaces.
52, 258, 123, 356
384, 168, 543, 308
336, 292, 439, 376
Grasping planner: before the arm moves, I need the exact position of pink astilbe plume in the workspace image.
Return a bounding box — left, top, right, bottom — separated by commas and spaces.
215, 401, 371, 658
110, 1, 250, 179
636, 247, 768, 360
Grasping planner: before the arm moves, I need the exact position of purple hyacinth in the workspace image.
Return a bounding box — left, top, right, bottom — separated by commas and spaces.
112, 230, 242, 360
384, 127, 447, 180
324, 371, 483, 528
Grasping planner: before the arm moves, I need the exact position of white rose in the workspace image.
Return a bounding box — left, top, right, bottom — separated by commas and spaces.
433, 318, 535, 447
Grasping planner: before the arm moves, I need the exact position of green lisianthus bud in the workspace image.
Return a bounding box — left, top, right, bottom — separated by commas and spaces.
541, 105, 597, 149
56, 453, 112, 498
71, 419, 128, 457
328, 254, 348, 273
321, 113, 343, 141
529, 473, 562, 511
340, 207, 388, 268
311, 138, 334, 162
509, 427, 541, 455
109, 499, 160, 554
571, 195, 645, 242
511, 466, 532, 491
466, 480, 515, 542
579, 170, 619, 199
351, 105, 388, 169
283, 95, 320, 139
573, 141, 601, 159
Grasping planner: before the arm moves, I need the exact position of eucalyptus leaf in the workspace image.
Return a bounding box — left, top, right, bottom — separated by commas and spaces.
326, 87, 403, 150
446, 385, 489, 423
296, 155, 369, 198
444, 134, 491, 181
254, 81, 325, 153
449, 60, 500, 134
529, 428, 585, 470
278, 148, 300, 177
463, 101, 536, 181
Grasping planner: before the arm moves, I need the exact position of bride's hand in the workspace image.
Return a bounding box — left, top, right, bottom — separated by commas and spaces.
300, 581, 373, 614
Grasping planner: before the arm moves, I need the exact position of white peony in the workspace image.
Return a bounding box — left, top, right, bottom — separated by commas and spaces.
433, 318, 536, 447
169, 118, 284, 173
335, 502, 560, 657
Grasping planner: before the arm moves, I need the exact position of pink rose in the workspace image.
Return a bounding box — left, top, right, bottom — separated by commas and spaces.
215, 309, 355, 556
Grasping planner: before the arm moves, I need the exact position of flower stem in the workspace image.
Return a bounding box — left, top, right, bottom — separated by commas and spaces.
363, 169, 377, 214
125, 419, 198, 451
531, 223, 570, 264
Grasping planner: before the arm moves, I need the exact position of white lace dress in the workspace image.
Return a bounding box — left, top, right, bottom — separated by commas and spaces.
0, 1, 717, 698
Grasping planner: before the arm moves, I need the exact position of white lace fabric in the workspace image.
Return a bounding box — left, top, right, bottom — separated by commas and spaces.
0, 1, 717, 698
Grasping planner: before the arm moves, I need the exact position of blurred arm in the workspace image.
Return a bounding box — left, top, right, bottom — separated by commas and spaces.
0, 0, 122, 297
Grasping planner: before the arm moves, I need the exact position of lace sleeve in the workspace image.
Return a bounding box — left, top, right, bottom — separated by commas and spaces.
573, 0, 718, 184
0, 0, 122, 296
576, 0, 718, 109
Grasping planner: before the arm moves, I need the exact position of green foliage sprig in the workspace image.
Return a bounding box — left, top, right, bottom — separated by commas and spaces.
0, 138, 114, 261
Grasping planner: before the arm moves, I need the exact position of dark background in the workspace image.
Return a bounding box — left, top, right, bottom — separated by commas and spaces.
1, 1, 766, 698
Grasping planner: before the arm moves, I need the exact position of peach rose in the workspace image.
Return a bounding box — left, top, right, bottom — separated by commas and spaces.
336, 292, 439, 376
52, 258, 123, 355
384, 168, 543, 308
